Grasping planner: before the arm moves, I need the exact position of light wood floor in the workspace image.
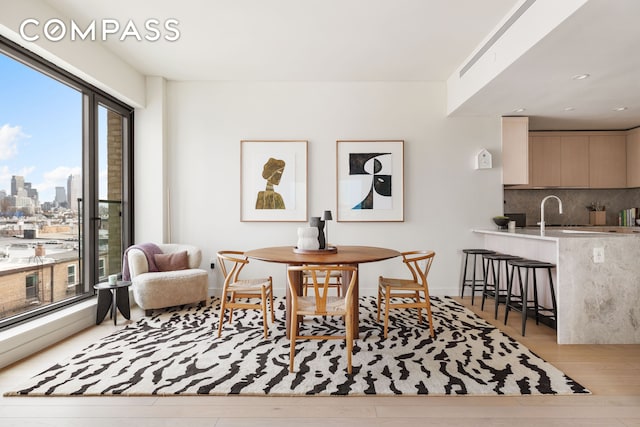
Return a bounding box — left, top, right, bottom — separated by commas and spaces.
0, 296, 639, 427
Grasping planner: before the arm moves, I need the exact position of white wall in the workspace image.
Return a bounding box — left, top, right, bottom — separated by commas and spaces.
163, 81, 503, 297
134, 76, 168, 242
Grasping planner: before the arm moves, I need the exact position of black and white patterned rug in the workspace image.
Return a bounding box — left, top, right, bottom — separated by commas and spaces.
5, 297, 589, 396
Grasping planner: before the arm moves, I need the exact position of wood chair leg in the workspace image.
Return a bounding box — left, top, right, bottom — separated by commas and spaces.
346, 311, 353, 374
228, 292, 236, 324
414, 290, 423, 324
217, 298, 226, 338
376, 280, 382, 322
261, 287, 268, 339
426, 301, 435, 338
384, 288, 391, 339
269, 287, 275, 322
289, 311, 298, 372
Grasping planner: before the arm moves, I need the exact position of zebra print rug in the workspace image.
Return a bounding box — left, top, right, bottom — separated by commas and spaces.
5, 297, 589, 396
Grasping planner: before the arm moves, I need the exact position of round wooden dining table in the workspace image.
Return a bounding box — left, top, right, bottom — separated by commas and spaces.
245, 245, 401, 337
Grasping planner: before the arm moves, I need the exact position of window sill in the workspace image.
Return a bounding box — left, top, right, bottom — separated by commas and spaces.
0, 298, 97, 369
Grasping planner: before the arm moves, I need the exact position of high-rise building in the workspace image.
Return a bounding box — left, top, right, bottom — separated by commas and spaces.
55, 186, 67, 207
11, 175, 25, 197
23, 182, 38, 206
67, 174, 81, 211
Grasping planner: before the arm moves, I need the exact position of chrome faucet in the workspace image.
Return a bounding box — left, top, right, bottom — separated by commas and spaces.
539, 195, 563, 235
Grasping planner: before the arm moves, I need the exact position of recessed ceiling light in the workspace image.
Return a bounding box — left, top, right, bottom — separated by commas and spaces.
512, 108, 526, 113
563, 107, 575, 111
572, 74, 590, 80
613, 106, 628, 112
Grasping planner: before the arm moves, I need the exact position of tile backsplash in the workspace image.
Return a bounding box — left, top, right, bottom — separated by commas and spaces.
503, 188, 640, 226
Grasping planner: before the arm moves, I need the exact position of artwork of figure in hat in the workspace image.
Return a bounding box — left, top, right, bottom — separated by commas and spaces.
255, 157, 286, 209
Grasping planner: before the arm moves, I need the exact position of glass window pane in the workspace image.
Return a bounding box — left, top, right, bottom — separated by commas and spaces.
0, 53, 85, 323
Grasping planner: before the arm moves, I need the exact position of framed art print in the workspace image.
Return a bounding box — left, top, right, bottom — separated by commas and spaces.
241, 140, 308, 221
336, 140, 404, 222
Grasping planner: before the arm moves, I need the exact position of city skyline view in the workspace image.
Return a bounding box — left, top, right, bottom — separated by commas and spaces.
0, 53, 110, 205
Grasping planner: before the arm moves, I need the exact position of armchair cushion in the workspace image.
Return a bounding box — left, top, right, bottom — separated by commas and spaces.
154, 250, 189, 272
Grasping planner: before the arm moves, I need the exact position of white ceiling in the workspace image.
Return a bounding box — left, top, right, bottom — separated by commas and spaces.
43, 0, 640, 130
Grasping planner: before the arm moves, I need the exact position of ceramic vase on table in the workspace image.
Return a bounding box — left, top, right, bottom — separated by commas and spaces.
297, 227, 319, 250
309, 217, 326, 249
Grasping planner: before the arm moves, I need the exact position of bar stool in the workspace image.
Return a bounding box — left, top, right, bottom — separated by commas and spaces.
460, 249, 496, 305
481, 253, 521, 319
504, 258, 557, 336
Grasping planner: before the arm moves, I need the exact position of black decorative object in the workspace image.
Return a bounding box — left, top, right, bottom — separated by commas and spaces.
309, 217, 326, 249
322, 210, 333, 246
492, 216, 510, 229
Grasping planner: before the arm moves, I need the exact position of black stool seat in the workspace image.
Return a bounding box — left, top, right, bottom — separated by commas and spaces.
509, 259, 556, 268
484, 253, 521, 261
481, 253, 522, 319
462, 249, 496, 255
505, 258, 557, 336
460, 249, 497, 305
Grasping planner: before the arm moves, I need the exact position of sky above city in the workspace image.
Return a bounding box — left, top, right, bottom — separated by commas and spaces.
0, 53, 108, 204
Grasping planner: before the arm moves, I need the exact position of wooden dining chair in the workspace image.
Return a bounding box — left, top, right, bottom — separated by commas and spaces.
216, 250, 275, 339
287, 264, 358, 374
377, 250, 436, 339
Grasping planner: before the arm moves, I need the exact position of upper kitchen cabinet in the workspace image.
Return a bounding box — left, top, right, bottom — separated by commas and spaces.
527, 133, 589, 188
505, 130, 629, 188
626, 128, 640, 188
529, 135, 561, 187
560, 135, 589, 187
589, 134, 626, 188
502, 117, 529, 185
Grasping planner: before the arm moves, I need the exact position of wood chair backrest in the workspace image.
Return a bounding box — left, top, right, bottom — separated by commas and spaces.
287, 265, 357, 315
401, 250, 435, 288
216, 250, 249, 286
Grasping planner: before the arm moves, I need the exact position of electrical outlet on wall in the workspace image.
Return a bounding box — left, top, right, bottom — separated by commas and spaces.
593, 247, 604, 263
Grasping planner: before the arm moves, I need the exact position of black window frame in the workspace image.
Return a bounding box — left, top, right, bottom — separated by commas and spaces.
0, 34, 134, 329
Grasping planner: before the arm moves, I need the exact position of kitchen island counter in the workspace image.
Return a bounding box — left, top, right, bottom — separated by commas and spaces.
473, 228, 640, 344
475, 227, 625, 240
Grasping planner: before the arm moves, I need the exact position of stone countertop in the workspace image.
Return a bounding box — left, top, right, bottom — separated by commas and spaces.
472, 227, 635, 241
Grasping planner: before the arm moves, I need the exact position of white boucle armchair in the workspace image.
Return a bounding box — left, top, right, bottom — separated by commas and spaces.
127, 243, 209, 316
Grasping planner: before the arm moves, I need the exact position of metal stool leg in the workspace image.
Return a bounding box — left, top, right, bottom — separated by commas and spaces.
548, 267, 558, 329
521, 266, 529, 336
481, 257, 496, 311
460, 253, 470, 298
504, 263, 515, 324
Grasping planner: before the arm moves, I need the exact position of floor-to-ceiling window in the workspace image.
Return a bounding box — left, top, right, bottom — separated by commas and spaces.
0, 36, 133, 328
